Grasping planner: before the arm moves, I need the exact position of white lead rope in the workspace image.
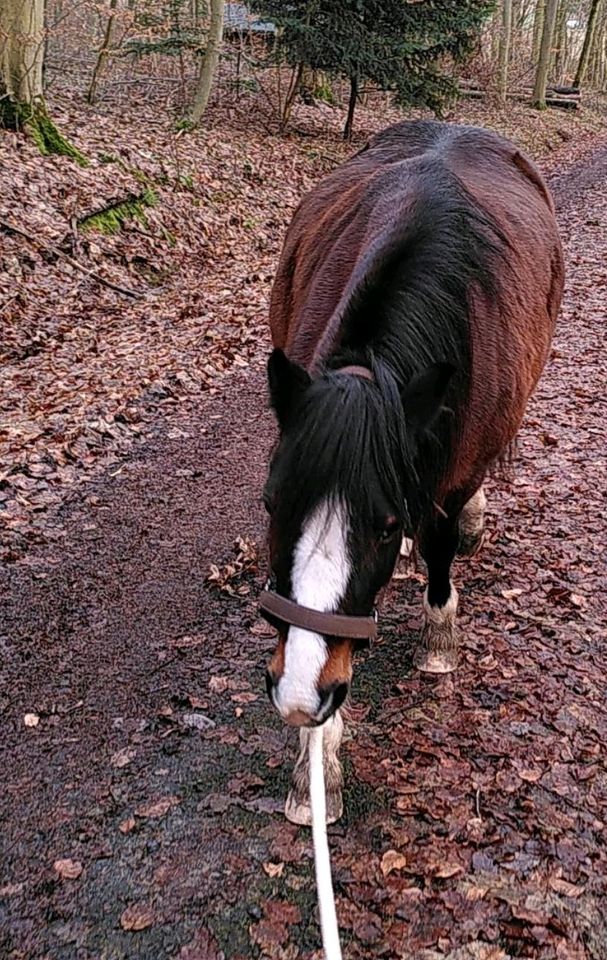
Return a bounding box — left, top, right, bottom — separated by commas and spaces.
309, 725, 343, 960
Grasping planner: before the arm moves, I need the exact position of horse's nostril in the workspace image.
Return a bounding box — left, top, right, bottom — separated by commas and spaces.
265, 670, 276, 702
332, 682, 349, 711
318, 681, 349, 716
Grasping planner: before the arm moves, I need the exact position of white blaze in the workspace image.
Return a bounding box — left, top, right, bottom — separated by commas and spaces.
275, 499, 350, 719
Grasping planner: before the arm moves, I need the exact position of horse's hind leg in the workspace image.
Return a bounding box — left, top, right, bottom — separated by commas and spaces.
414, 514, 460, 674
458, 486, 487, 557
285, 711, 344, 826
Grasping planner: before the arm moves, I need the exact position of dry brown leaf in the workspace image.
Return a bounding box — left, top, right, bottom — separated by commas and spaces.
111, 747, 136, 768
434, 862, 464, 878
120, 903, 155, 931
549, 876, 586, 898
262, 861, 285, 878
517, 766, 543, 783
53, 858, 83, 879
119, 817, 136, 834
380, 850, 408, 876
135, 795, 181, 819
501, 588, 523, 600
231, 691, 257, 704
188, 695, 207, 709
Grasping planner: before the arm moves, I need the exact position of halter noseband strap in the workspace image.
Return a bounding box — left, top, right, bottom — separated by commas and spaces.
259, 589, 378, 643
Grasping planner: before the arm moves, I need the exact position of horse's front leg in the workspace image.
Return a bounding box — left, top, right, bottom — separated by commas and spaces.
414, 514, 461, 674
458, 486, 486, 557
285, 711, 344, 825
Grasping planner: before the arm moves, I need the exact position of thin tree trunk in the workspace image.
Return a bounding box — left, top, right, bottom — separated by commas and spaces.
498, 0, 513, 103
343, 73, 358, 140
553, 0, 568, 80
532, 0, 559, 107
190, 0, 224, 127
280, 61, 303, 130
0, 0, 44, 116
0, 0, 86, 161
532, 0, 546, 60
589, 7, 606, 86
87, 0, 118, 105
574, 0, 602, 87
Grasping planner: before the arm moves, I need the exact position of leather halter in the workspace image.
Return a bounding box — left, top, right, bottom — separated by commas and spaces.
259, 362, 378, 645
259, 589, 378, 642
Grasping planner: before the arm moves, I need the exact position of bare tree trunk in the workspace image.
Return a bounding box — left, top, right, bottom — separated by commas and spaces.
498, 0, 513, 103
0, 0, 86, 161
532, 0, 546, 60
343, 73, 358, 140
553, 0, 569, 81
190, 0, 224, 126
574, 0, 602, 87
589, 6, 607, 86
87, 0, 118, 105
0, 0, 44, 117
532, 0, 558, 107
280, 62, 303, 130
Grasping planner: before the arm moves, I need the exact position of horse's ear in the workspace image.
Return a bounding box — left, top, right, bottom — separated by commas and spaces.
268, 348, 311, 428
403, 363, 455, 431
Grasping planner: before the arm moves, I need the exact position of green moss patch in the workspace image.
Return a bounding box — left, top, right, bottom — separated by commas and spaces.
79, 188, 157, 235
1, 98, 88, 166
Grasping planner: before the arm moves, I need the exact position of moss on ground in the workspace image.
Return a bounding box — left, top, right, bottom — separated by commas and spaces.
79, 188, 157, 235
1, 98, 88, 166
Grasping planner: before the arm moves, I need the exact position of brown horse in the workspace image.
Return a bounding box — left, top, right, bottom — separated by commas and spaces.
259, 120, 564, 825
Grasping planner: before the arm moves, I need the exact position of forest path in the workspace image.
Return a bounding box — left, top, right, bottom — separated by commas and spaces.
1, 145, 607, 960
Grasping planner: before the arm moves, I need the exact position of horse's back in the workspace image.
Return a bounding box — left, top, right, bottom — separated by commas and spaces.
270, 120, 564, 500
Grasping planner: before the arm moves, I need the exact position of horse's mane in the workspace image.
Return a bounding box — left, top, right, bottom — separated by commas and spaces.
324, 154, 507, 517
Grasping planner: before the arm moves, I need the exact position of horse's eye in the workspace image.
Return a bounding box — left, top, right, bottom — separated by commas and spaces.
378, 517, 400, 544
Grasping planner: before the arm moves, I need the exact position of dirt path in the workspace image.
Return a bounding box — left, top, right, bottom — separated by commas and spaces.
2, 147, 607, 960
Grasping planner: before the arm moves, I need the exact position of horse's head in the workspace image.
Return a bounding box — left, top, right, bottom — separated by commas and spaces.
262, 348, 452, 727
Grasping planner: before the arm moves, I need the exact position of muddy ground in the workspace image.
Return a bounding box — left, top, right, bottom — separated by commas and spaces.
1, 147, 607, 960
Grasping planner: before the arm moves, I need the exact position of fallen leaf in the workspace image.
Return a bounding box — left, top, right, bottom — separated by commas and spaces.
380, 850, 408, 876
549, 877, 586, 898
188, 695, 207, 709
501, 588, 523, 600
208, 675, 229, 694
120, 903, 155, 931
119, 817, 136, 834
111, 747, 136, 768
231, 692, 257, 704
53, 858, 83, 879
434, 862, 464, 878
517, 766, 543, 783
262, 861, 284, 878
24, 713, 40, 727
135, 796, 181, 819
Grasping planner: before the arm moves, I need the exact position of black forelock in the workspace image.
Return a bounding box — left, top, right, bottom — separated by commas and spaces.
269, 365, 413, 531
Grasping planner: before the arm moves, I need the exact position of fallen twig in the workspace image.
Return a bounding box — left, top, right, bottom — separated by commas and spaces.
0, 217, 144, 299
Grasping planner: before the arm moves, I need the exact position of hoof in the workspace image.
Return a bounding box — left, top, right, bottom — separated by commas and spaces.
285, 788, 343, 826
457, 530, 485, 558
413, 649, 458, 674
